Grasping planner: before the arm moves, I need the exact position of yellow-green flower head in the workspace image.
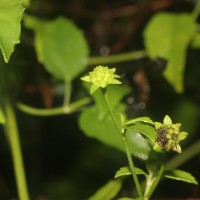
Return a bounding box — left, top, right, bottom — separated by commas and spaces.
81, 65, 121, 94
153, 115, 188, 153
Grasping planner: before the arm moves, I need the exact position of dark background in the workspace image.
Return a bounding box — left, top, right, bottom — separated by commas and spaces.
0, 0, 200, 199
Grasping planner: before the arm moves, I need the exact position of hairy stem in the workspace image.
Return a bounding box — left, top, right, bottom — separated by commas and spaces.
101, 88, 143, 199
3, 100, 30, 200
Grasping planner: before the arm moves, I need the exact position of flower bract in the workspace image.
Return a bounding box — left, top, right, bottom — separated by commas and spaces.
81, 65, 121, 94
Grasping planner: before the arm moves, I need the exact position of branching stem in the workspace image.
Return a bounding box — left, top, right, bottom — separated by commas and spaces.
16, 97, 91, 116
100, 88, 143, 199
145, 162, 165, 199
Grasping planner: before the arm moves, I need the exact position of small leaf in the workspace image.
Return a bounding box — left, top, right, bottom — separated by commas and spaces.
125, 117, 154, 126
164, 169, 198, 185
127, 124, 156, 142
114, 166, 147, 179
0, 0, 24, 62
88, 179, 122, 200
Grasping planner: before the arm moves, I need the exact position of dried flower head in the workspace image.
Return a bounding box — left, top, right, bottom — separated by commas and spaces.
81, 65, 121, 94
153, 115, 188, 153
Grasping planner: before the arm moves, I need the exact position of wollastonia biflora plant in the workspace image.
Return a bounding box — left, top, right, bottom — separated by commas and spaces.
81, 65, 198, 200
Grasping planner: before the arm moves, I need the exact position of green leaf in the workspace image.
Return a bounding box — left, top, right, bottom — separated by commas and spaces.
117, 198, 135, 200
25, 16, 89, 81
94, 85, 130, 120
126, 130, 150, 160
0, 0, 24, 62
24, 15, 47, 62
190, 32, 200, 49
164, 169, 198, 185
88, 179, 122, 200
79, 84, 150, 159
127, 124, 156, 142
79, 105, 150, 159
79, 104, 125, 152
144, 12, 196, 93
125, 117, 154, 126
114, 166, 147, 179
0, 107, 6, 124
83, 84, 131, 121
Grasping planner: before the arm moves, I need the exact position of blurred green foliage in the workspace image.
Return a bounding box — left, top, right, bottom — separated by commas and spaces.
0, 0, 200, 199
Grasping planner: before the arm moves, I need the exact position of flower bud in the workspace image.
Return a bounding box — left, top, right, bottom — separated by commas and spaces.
81, 65, 121, 94
153, 115, 188, 153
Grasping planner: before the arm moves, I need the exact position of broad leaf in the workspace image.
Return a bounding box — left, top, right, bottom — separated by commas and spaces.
25, 16, 89, 81
164, 169, 198, 185
0, 0, 24, 62
79, 104, 126, 152
79, 106, 150, 159
79, 84, 150, 159
127, 124, 156, 142
88, 179, 122, 200
190, 32, 200, 49
114, 166, 147, 179
144, 12, 196, 93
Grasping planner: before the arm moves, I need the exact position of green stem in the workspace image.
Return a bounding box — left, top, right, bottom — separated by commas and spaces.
88, 50, 146, 65
191, 0, 200, 21
101, 88, 143, 199
16, 97, 91, 116
145, 162, 165, 199
63, 81, 71, 107
3, 100, 30, 200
